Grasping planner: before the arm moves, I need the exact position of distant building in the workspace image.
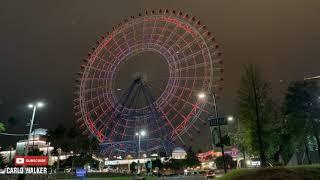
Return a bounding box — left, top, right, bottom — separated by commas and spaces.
0, 128, 54, 163
171, 147, 187, 159
15, 128, 53, 155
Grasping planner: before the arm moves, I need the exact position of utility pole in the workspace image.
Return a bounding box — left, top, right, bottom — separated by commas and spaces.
198, 92, 227, 173
211, 92, 227, 174
251, 70, 266, 167
25, 105, 37, 156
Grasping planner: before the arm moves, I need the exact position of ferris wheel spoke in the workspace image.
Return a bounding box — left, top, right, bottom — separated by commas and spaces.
143, 82, 183, 140
92, 54, 116, 68
155, 19, 169, 44
149, 83, 210, 115
118, 85, 143, 142
149, 18, 158, 40
148, 83, 190, 120
170, 36, 203, 56
165, 30, 192, 54
168, 76, 208, 80
101, 84, 136, 135
104, 79, 148, 140
82, 64, 114, 74
141, 83, 169, 137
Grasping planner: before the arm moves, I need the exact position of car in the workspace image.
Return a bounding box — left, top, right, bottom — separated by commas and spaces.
206, 170, 216, 179
133, 176, 146, 180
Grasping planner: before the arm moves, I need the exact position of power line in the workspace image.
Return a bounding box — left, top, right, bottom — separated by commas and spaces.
304, 75, 320, 80
0, 132, 28, 136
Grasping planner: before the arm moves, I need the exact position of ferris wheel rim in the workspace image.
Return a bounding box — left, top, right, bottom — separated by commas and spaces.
74, 10, 223, 155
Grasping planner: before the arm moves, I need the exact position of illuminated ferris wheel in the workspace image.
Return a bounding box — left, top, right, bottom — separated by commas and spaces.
74, 9, 223, 158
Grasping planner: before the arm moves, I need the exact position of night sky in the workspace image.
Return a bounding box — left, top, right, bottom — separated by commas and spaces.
1, 0, 320, 149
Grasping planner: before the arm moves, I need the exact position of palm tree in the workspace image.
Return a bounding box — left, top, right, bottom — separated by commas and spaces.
0, 122, 5, 132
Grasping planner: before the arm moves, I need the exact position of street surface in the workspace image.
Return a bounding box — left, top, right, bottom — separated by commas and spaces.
160, 175, 206, 180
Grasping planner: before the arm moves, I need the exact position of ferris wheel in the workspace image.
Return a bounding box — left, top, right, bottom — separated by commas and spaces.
74, 9, 223, 158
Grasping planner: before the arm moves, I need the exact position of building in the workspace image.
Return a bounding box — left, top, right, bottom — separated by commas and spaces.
15, 128, 53, 155
0, 128, 54, 164
171, 147, 187, 159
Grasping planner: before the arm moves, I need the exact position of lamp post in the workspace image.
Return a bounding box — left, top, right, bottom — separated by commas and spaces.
9, 145, 13, 165
57, 148, 62, 173
198, 92, 227, 174
25, 101, 44, 156
47, 142, 51, 155
135, 130, 146, 174
70, 151, 74, 172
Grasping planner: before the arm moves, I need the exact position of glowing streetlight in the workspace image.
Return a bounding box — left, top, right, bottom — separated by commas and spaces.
198, 92, 206, 99
135, 130, 146, 174
28, 102, 45, 109
140, 130, 146, 136
227, 116, 234, 122
37, 102, 44, 108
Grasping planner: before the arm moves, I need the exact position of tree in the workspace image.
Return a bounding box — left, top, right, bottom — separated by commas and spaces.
28, 148, 43, 156
166, 159, 185, 170
159, 151, 167, 157
55, 124, 67, 137
67, 127, 80, 152
47, 124, 67, 149
130, 162, 137, 172
7, 116, 18, 127
0, 154, 5, 168
229, 121, 247, 165
215, 154, 236, 169
283, 80, 320, 162
152, 158, 163, 170
236, 64, 278, 167
47, 125, 101, 156
0, 122, 5, 132
59, 153, 99, 169
185, 147, 200, 167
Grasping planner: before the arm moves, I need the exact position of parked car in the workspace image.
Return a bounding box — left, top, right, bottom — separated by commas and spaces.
206, 170, 216, 179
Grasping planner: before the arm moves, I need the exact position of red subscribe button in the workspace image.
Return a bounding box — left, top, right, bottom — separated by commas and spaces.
15, 156, 48, 166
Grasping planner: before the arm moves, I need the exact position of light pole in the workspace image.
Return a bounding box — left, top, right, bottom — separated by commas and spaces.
47, 142, 51, 155
57, 148, 62, 173
9, 145, 13, 165
198, 92, 227, 174
70, 151, 74, 172
135, 130, 146, 174
25, 101, 44, 156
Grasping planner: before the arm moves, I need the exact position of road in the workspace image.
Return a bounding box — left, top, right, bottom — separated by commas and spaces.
160, 175, 207, 180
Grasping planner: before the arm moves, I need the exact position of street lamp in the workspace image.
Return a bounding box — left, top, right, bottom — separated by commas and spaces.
25, 101, 45, 156
135, 130, 146, 174
47, 142, 51, 155
198, 92, 206, 99
57, 148, 62, 172
227, 116, 234, 122
198, 92, 227, 174
70, 151, 74, 172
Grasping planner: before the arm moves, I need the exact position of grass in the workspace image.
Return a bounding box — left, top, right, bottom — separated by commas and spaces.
220, 164, 320, 180
85, 177, 158, 180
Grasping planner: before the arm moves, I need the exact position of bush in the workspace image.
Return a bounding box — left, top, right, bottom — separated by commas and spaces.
214, 154, 237, 169
220, 165, 320, 180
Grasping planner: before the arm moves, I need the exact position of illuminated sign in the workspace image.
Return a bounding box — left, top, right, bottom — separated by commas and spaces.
0, 167, 47, 174
14, 156, 48, 166
76, 168, 87, 177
